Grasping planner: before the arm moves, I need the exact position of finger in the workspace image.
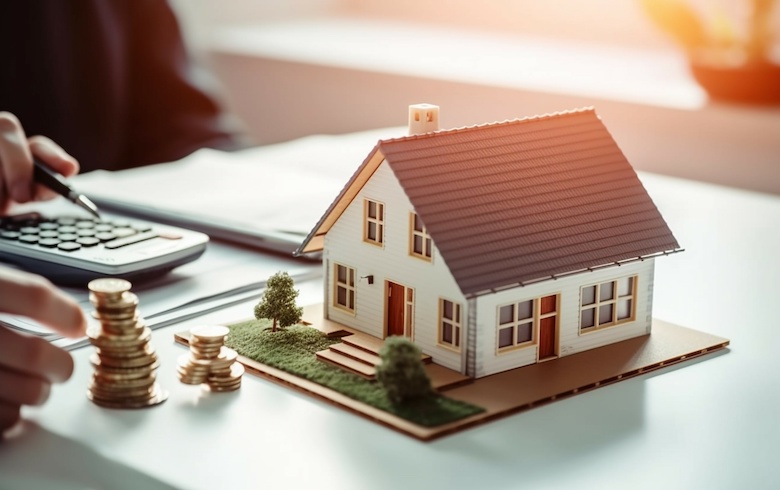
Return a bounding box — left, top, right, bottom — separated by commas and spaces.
0, 402, 21, 435
0, 328, 74, 384
28, 135, 81, 201
0, 111, 33, 203
0, 364, 52, 405
0, 267, 87, 338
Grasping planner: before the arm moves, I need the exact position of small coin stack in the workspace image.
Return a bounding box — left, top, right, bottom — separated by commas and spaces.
87, 278, 168, 408
177, 325, 244, 392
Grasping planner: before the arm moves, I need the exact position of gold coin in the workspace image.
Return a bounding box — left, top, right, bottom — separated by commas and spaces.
207, 381, 241, 392
91, 351, 158, 369
94, 366, 157, 381
89, 384, 156, 400
88, 326, 150, 345
208, 363, 244, 382
190, 325, 229, 342
95, 371, 157, 384
98, 318, 144, 335
87, 385, 168, 408
88, 278, 132, 296
91, 291, 138, 308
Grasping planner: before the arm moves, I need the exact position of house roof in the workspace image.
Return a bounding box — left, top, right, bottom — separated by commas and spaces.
296, 108, 681, 298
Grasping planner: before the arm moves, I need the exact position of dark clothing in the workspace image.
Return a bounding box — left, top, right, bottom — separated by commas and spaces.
0, 0, 240, 172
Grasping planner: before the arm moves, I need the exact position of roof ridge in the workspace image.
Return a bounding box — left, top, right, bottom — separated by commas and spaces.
379, 106, 597, 145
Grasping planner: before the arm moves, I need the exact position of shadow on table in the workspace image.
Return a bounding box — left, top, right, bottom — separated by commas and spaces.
0, 421, 178, 490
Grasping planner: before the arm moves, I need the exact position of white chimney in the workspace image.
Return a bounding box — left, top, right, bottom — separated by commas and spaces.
408, 103, 440, 135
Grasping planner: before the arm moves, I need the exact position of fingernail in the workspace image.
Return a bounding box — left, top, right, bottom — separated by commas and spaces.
12, 181, 31, 202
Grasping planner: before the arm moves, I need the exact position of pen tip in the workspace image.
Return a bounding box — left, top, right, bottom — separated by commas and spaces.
77, 195, 101, 220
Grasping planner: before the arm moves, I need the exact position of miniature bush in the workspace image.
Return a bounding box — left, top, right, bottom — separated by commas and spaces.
375, 336, 433, 405
254, 271, 303, 332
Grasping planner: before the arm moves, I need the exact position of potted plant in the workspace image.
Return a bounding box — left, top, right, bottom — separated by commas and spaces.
642, 0, 780, 104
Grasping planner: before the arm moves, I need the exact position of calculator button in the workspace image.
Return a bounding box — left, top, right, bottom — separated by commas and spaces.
77, 229, 96, 237
58, 226, 78, 234
19, 235, 39, 244
57, 218, 77, 226
95, 224, 113, 232
111, 227, 137, 238
19, 226, 39, 234
76, 237, 100, 247
38, 238, 61, 248
58, 233, 79, 242
57, 242, 81, 252
39, 230, 59, 239
76, 221, 95, 229
132, 224, 153, 233
39, 222, 59, 231
95, 232, 117, 242
0, 231, 20, 240
104, 231, 158, 249
110, 220, 130, 228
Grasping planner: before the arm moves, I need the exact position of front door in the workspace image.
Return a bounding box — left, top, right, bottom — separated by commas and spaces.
386, 281, 406, 337
538, 294, 558, 361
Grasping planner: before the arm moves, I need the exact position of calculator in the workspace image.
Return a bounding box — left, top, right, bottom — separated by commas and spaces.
0, 211, 208, 285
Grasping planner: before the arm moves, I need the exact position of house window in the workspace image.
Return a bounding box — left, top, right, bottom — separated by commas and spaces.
334, 263, 356, 312
497, 300, 534, 350
364, 199, 384, 246
497, 295, 558, 352
438, 298, 461, 350
580, 276, 637, 332
409, 212, 432, 260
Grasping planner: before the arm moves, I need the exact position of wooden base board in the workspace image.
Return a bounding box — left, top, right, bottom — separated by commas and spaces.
174, 319, 729, 441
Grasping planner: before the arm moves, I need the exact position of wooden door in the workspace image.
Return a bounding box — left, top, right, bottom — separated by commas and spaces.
538, 294, 557, 360
386, 281, 405, 337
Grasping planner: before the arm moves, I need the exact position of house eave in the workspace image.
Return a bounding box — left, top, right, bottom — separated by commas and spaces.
294, 146, 387, 256
463, 248, 684, 299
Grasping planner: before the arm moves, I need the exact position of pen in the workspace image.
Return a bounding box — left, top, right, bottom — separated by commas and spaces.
33, 158, 101, 219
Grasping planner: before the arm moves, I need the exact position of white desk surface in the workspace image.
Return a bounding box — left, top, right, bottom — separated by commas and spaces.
1, 171, 778, 490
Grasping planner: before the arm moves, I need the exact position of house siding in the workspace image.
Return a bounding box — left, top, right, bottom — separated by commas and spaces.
473, 259, 655, 378
324, 160, 466, 372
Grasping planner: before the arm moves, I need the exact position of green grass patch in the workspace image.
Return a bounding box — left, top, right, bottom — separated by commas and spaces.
226, 320, 484, 427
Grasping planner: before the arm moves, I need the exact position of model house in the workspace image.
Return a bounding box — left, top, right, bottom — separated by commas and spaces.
295, 105, 681, 378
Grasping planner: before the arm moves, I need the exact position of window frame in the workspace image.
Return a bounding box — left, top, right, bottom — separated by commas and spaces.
363, 198, 385, 247
333, 263, 356, 314
408, 212, 432, 261
496, 299, 536, 353
579, 275, 637, 333
438, 298, 462, 352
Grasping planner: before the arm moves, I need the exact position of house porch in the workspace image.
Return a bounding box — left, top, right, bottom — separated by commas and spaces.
302, 305, 472, 391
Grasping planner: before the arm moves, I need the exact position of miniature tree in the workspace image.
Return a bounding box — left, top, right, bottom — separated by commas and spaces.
254, 271, 303, 332
375, 336, 433, 405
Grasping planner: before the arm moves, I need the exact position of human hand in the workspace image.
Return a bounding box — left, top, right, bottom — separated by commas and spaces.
0, 266, 87, 435
0, 112, 80, 214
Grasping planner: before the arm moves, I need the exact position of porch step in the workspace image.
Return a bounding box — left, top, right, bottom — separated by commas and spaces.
341, 334, 433, 364
329, 343, 381, 367
341, 334, 384, 354
316, 348, 376, 379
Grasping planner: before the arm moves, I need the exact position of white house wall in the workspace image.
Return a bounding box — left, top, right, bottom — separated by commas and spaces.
473, 259, 655, 378
324, 160, 466, 372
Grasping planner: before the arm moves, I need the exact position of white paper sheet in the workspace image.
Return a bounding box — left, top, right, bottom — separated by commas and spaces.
70, 128, 405, 251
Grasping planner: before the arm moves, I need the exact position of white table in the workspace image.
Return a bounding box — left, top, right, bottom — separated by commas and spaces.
1, 171, 777, 490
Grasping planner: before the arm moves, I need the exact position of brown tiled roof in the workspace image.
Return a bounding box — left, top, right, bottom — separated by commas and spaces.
297, 108, 681, 297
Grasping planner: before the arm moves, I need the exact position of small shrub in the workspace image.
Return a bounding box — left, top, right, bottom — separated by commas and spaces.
376, 336, 433, 405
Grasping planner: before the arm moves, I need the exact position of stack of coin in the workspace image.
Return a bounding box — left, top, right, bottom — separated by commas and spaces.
87, 278, 168, 408
177, 325, 244, 392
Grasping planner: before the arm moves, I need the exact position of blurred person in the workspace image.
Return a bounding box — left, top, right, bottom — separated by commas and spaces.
0, 0, 243, 435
